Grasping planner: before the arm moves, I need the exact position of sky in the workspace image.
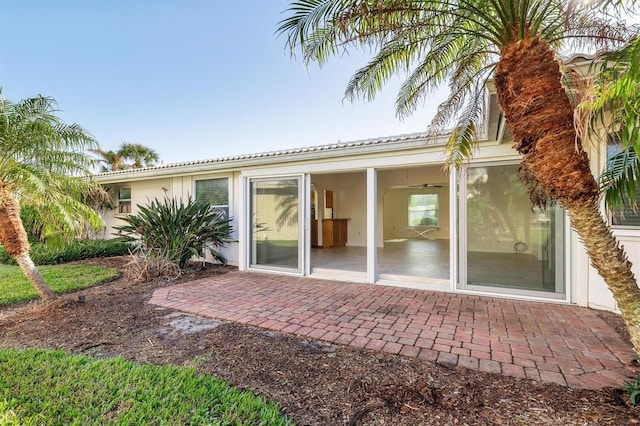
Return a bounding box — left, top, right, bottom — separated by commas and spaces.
0, 0, 449, 165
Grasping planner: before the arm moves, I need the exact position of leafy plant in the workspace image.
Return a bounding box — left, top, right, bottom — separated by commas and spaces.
115, 197, 234, 268
624, 374, 640, 406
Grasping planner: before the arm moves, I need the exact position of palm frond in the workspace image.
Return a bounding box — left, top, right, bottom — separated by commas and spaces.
444, 83, 489, 168
580, 36, 640, 210
600, 148, 640, 211
560, 14, 639, 52
427, 61, 495, 133
278, 0, 351, 53
345, 38, 425, 103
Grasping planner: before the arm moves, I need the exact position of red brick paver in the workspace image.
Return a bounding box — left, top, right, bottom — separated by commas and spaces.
149, 271, 639, 389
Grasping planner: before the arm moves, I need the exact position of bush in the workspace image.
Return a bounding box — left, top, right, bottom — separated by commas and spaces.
0, 239, 132, 266
125, 252, 182, 283
114, 197, 234, 269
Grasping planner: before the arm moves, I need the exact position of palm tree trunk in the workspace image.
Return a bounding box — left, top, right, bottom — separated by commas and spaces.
14, 251, 57, 302
493, 37, 640, 355
0, 185, 57, 302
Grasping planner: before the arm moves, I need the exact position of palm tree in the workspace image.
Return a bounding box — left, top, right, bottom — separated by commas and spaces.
90, 148, 127, 172
118, 142, 160, 169
0, 93, 103, 302
279, 0, 640, 353
92, 143, 159, 172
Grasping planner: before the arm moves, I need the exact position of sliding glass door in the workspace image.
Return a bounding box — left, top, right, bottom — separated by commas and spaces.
460, 164, 565, 297
249, 176, 302, 272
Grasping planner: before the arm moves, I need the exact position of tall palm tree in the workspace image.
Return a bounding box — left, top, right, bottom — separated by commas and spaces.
118, 142, 160, 169
0, 93, 103, 302
279, 0, 640, 353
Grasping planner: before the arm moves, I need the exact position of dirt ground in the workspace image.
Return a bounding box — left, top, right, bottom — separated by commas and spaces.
1, 257, 638, 425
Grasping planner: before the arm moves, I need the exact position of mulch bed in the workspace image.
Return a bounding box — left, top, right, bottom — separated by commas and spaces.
0, 256, 638, 425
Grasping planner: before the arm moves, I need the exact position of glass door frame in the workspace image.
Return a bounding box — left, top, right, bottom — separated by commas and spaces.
456, 161, 571, 302
245, 174, 306, 275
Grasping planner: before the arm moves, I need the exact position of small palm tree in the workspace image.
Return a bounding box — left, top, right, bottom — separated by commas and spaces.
280, 0, 640, 353
0, 93, 103, 302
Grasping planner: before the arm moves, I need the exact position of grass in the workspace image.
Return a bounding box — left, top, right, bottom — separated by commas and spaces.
0, 349, 293, 425
0, 264, 119, 306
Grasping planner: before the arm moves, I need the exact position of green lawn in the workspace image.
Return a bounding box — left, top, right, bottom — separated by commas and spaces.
0, 349, 293, 425
0, 264, 119, 306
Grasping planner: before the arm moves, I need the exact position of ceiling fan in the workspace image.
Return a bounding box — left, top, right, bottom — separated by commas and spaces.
407, 183, 445, 188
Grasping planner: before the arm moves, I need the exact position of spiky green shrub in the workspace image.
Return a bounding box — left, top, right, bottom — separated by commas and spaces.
624, 374, 640, 406
114, 197, 233, 268
0, 239, 132, 265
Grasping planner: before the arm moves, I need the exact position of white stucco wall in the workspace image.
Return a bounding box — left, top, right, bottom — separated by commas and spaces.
101, 174, 240, 266
378, 166, 450, 241
102, 177, 173, 238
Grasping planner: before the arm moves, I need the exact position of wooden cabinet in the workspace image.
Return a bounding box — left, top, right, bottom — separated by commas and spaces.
322, 219, 348, 248
325, 190, 334, 208
311, 219, 319, 247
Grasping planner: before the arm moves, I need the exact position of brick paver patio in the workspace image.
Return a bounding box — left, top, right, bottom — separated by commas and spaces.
149, 271, 639, 389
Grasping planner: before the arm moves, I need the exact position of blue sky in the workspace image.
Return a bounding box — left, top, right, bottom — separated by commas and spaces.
0, 0, 447, 164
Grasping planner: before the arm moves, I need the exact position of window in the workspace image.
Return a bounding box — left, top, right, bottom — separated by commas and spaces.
408, 194, 439, 227
117, 187, 131, 214
195, 178, 229, 218
607, 139, 640, 227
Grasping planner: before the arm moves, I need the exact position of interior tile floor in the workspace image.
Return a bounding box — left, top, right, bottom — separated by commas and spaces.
310, 239, 563, 295
311, 239, 450, 279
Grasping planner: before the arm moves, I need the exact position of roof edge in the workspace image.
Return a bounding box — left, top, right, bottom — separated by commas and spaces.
95, 131, 446, 181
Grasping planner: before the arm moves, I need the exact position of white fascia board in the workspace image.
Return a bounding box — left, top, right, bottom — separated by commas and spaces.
240, 143, 518, 177
240, 147, 449, 176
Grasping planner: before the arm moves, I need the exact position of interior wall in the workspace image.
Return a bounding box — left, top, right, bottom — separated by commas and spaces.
378, 166, 450, 240
383, 187, 450, 240
312, 172, 367, 246
310, 166, 450, 246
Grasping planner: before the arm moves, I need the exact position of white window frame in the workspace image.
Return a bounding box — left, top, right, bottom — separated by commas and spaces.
457, 160, 570, 302
117, 187, 131, 214
244, 173, 306, 275
194, 176, 231, 219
